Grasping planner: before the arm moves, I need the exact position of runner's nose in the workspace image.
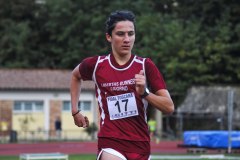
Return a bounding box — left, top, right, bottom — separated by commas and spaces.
123, 33, 130, 42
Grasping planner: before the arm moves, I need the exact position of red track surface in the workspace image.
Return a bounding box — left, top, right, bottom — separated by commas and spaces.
0, 141, 187, 156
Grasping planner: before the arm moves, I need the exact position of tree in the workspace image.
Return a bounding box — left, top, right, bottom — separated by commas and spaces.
0, 0, 239, 105
85, 122, 98, 140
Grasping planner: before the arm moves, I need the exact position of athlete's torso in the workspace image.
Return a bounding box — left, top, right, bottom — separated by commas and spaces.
79, 53, 167, 142
93, 54, 149, 141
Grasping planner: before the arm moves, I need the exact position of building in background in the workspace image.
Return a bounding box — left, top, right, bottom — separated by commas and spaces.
177, 86, 240, 135
0, 69, 96, 141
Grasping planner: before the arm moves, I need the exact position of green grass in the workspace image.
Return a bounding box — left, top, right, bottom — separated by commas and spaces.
0, 154, 96, 160
1, 154, 239, 160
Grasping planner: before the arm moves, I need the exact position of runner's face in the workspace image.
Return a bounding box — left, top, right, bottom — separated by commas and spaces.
106, 20, 135, 56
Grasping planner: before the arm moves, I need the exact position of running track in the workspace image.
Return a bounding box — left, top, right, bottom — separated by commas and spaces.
0, 141, 187, 155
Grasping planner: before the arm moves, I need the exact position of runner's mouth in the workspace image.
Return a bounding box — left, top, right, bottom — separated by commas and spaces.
122, 46, 130, 49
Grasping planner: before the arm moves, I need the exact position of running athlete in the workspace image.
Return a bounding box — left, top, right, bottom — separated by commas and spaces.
70, 10, 174, 160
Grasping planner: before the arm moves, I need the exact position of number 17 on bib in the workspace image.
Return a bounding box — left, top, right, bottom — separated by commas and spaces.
107, 92, 139, 120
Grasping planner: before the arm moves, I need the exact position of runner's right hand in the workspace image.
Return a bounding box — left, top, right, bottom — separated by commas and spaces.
73, 113, 89, 128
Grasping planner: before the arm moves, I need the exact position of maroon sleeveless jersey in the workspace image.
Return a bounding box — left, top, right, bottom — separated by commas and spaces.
79, 54, 166, 142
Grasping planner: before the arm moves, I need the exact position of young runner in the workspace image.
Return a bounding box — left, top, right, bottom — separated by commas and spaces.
70, 10, 174, 160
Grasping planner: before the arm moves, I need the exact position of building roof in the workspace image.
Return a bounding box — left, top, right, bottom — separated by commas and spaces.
177, 86, 239, 113
177, 86, 240, 124
0, 69, 95, 91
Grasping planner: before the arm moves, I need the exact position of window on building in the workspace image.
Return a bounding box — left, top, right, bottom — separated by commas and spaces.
62, 101, 91, 112
80, 101, 91, 111
63, 101, 71, 111
14, 102, 22, 111
13, 101, 44, 113
35, 101, 44, 111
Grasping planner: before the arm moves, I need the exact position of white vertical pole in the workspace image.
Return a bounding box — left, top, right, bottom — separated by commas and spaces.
228, 90, 234, 154
44, 99, 50, 140
156, 110, 162, 139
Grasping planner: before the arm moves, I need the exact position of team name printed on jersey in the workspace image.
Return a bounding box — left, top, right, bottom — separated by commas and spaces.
101, 78, 135, 91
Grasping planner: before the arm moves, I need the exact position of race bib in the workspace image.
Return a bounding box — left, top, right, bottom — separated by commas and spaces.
107, 92, 138, 120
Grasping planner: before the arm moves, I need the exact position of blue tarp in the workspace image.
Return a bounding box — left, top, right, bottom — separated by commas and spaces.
183, 131, 240, 148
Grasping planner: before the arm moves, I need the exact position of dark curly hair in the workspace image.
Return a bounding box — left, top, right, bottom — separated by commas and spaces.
105, 10, 136, 36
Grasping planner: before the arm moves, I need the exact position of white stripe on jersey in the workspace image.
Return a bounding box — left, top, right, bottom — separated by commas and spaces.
141, 58, 148, 123
108, 55, 145, 71
93, 56, 106, 125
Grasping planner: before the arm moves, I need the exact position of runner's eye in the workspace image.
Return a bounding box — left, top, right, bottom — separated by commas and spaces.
116, 32, 125, 36
128, 31, 135, 36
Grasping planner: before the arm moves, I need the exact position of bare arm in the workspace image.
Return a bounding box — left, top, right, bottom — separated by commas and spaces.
135, 70, 174, 114
70, 65, 89, 128
145, 89, 174, 114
